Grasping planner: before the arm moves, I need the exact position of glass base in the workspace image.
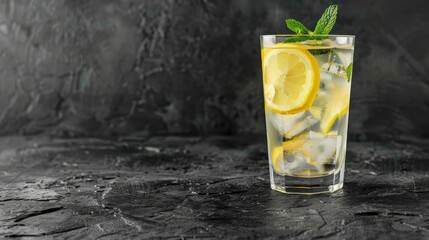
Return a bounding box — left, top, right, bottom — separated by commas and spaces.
271, 172, 343, 195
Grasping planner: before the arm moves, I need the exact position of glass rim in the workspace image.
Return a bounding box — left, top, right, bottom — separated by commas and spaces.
260, 34, 355, 38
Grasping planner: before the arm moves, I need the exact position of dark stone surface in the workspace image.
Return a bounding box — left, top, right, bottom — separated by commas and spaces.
1, 1, 428, 239
0, 0, 429, 139
1, 135, 429, 239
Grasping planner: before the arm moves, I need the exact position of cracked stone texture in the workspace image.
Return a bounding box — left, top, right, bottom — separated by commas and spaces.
0, 0, 429, 138
1, 135, 429, 239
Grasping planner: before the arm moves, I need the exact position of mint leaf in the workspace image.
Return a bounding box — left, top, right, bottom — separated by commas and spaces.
286, 19, 310, 34
314, 5, 338, 34
346, 63, 353, 82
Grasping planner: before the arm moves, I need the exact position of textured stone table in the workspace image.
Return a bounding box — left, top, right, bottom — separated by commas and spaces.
0, 135, 428, 239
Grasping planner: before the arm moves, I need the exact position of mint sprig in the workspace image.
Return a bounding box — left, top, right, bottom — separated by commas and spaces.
283, 5, 338, 43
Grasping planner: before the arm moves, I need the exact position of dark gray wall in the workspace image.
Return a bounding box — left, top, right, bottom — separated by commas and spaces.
0, 0, 428, 139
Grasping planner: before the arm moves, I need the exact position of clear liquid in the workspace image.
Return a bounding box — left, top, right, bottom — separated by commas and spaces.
264, 45, 354, 193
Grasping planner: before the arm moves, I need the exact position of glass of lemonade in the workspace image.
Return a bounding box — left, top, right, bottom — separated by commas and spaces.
260, 35, 355, 194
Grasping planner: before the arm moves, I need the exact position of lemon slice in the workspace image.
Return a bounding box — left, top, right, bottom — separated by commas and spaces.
271, 146, 286, 175
271, 135, 307, 176
262, 46, 320, 114
311, 71, 351, 134
321, 103, 349, 134
282, 133, 307, 150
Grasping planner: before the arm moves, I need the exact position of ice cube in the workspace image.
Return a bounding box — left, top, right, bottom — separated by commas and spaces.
285, 151, 316, 175
268, 111, 319, 140
268, 111, 305, 136
302, 131, 340, 170
320, 62, 347, 79
284, 114, 318, 139
335, 49, 353, 67
314, 136, 338, 165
